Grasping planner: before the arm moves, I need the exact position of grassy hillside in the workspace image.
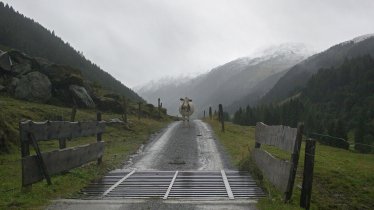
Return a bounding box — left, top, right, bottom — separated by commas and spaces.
207, 119, 374, 210
0, 96, 171, 209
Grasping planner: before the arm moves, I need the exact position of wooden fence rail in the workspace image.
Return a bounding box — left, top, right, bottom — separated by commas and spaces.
20, 113, 105, 187
252, 122, 303, 202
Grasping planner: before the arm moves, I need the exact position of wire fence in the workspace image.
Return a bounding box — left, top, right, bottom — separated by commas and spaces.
307, 132, 374, 150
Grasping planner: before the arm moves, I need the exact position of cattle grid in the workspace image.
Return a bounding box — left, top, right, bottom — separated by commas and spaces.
80, 170, 265, 199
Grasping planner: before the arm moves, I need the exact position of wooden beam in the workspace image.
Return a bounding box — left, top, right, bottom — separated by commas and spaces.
285, 123, 304, 201
300, 138, 316, 209
28, 133, 51, 185
20, 120, 106, 142
22, 142, 105, 186
252, 148, 291, 193
255, 122, 298, 153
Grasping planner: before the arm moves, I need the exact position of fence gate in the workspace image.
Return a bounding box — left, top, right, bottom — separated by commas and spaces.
80, 170, 265, 199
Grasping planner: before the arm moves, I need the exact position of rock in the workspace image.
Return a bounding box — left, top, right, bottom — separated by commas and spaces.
95, 96, 123, 113
69, 85, 95, 108
15, 71, 52, 102
0, 85, 5, 92
104, 93, 122, 100
7, 77, 19, 94
11, 62, 33, 75
107, 118, 124, 125
41, 64, 83, 88
0, 51, 12, 72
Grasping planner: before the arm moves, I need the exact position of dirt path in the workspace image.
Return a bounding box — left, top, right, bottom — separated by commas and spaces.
122, 119, 231, 171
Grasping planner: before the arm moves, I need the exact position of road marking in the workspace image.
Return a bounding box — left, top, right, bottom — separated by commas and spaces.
163, 170, 179, 199
221, 169, 235, 200
102, 169, 136, 197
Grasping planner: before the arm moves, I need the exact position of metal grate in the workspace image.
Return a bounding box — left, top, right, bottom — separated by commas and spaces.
80, 170, 265, 199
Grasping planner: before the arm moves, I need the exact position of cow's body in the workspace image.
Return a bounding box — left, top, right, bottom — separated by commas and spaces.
179, 97, 194, 126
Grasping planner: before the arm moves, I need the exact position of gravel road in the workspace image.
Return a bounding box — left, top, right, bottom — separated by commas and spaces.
122, 119, 232, 171
48, 120, 258, 210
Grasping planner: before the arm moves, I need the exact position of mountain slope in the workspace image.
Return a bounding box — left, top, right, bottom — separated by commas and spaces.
0, 3, 142, 101
138, 44, 311, 116
261, 34, 374, 104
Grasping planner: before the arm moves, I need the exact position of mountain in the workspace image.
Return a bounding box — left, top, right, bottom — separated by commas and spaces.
0, 2, 142, 101
232, 55, 374, 153
137, 43, 311, 116
261, 34, 374, 104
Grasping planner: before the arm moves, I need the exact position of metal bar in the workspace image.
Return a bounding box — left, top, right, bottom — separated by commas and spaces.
163, 171, 178, 199
102, 169, 136, 197
221, 170, 234, 199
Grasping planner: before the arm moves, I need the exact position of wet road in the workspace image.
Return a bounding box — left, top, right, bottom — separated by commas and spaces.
123, 119, 231, 171
48, 120, 258, 210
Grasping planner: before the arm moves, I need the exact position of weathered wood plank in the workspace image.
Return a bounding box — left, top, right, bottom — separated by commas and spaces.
20, 120, 106, 142
252, 148, 291, 193
255, 122, 298, 153
22, 142, 105, 185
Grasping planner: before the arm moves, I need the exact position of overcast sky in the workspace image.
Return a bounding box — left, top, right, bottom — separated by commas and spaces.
3, 0, 374, 88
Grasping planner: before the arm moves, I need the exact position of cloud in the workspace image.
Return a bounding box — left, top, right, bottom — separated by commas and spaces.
3, 0, 374, 87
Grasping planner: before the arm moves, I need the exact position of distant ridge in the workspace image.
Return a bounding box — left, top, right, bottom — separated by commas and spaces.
0, 2, 143, 101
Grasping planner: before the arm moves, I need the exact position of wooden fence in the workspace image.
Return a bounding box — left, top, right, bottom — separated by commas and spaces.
20, 113, 105, 187
252, 122, 304, 202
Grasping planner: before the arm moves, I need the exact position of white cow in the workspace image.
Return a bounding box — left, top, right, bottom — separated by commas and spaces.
179, 97, 194, 126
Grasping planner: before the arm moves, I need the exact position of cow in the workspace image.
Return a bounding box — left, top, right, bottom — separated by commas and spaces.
179, 97, 194, 126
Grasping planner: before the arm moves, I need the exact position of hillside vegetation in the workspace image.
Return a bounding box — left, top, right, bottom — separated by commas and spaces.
233, 55, 374, 153
207, 120, 374, 210
0, 95, 171, 209
0, 2, 142, 101
261, 35, 374, 104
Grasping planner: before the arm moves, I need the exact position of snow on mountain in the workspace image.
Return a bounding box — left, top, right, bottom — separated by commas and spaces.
137, 43, 313, 116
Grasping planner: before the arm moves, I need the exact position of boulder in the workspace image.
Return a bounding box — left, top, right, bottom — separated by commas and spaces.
41, 64, 83, 88
11, 62, 33, 75
7, 77, 19, 94
15, 71, 51, 102
95, 96, 123, 113
0, 85, 5, 92
69, 85, 95, 108
0, 51, 12, 72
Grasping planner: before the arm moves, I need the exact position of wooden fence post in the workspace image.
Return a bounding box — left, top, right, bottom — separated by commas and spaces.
300, 138, 316, 209
20, 121, 31, 191
203, 110, 206, 118
158, 98, 161, 117
209, 107, 212, 120
96, 112, 102, 165
70, 106, 77, 122
219, 104, 224, 132
57, 115, 66, 149
285, 123, 304, 201
138, 102, 141, 120
122, 98, 128, 123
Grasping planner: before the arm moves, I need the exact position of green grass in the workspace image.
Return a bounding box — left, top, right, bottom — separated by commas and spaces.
0, 96, 171, 209
206, 119, 374, 210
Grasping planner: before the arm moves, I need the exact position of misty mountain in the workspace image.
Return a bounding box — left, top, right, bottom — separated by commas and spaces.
0, 3, 142, 101
261, 34, 374, 104
137, 44, 311, 116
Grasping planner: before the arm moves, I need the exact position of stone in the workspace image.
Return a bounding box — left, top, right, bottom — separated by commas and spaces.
107, 118, 124, 125
0, 51, 12, 72
95, 96, 123, 113
41, 64, 83, 88
11, 62, 33, 75
0, 85, 5, 92
69, 85, 95, 108
15, 71, 52, 102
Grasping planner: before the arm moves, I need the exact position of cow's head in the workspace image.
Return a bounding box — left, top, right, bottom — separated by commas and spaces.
180, 97, 192, 102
